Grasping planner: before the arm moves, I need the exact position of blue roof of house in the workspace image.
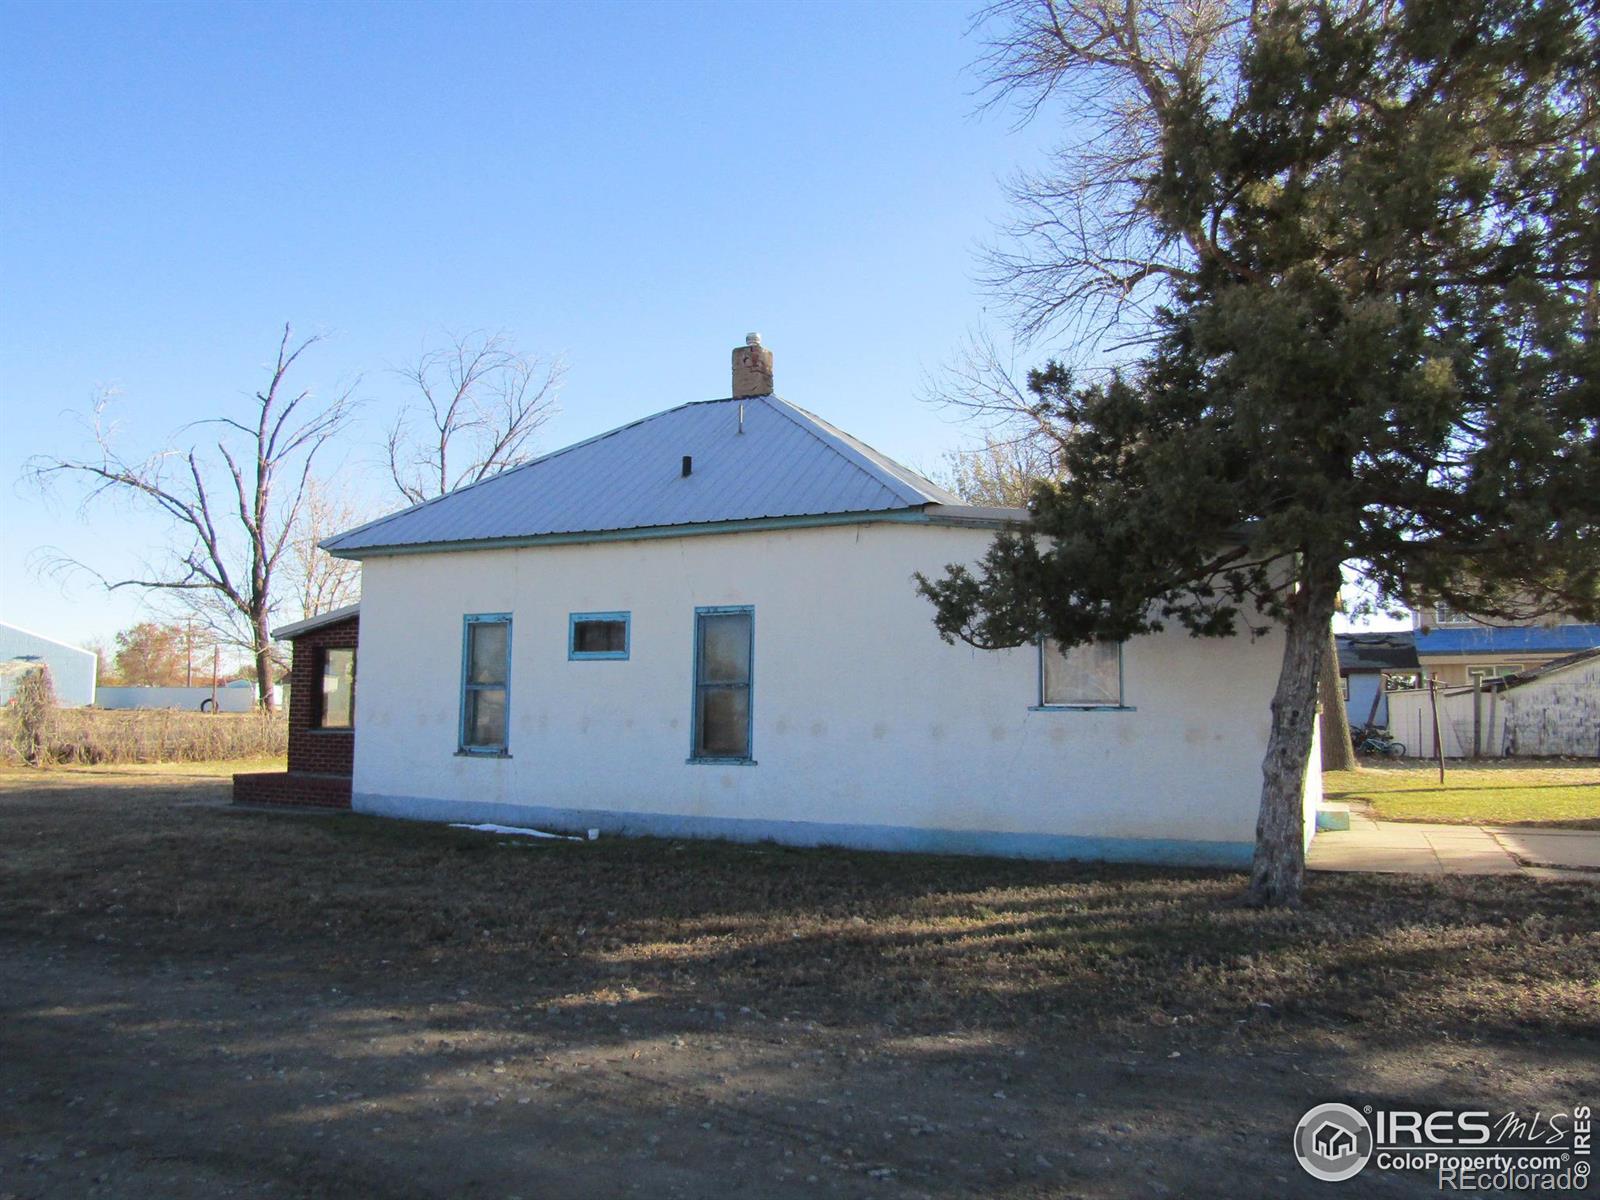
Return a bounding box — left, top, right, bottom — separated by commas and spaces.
324, 395, 966, 557
1415, 624, 1600, 657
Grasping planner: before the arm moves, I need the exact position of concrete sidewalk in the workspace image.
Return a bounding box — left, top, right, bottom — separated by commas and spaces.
1309, 809, 1600, 879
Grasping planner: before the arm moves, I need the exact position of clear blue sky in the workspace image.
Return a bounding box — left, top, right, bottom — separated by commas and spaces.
0, 0, 1399, 651
2, 0, 1068, 650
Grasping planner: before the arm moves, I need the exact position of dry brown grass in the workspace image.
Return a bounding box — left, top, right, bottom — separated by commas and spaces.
0, 708, 287, 765
2, 763, 1595, 1042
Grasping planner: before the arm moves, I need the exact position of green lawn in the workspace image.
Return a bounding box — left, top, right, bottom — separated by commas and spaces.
1325, 762, 1600, 828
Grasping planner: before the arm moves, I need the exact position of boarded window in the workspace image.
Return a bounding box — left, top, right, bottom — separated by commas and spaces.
320, 647, 355, 729
1041, 638, 1122, 707
569, 612, 629, 659
693, 608, 753, 760
461, 615, 511, 752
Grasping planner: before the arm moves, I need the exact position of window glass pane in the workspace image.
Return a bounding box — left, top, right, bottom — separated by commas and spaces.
466, 687, 507, 747
1043, 638, 1121, 705
468, 621, 508, 684
698, 612, 751, 683
321, 648, 355, 728
696, 687, 750, 758
573, 619, 626, 654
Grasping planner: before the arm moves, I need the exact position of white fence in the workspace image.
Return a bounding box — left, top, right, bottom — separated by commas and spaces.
1388, 686, 1503, 758
96, 684, 281, 712
1387, 658, 1600, 758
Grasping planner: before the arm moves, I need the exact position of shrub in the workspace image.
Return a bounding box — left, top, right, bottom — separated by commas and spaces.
7, 664, 57, 765
0, 706, 288, 766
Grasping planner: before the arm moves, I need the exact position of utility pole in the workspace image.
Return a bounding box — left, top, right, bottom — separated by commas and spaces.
185, 618, 194, 687
1427, 673, 1446, 784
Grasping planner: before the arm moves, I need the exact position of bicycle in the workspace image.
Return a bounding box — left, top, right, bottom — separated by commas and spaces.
1351, 725, 1406, 757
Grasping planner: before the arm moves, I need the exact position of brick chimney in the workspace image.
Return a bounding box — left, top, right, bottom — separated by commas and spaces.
732, 333, 773, 398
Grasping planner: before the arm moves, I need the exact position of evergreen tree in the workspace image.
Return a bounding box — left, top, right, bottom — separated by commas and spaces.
921, 0, 1599, 904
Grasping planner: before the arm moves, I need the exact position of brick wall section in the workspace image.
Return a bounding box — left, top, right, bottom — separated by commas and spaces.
286, 615, 359, 776
233, 770, 352, 808
232, 613, 358, 808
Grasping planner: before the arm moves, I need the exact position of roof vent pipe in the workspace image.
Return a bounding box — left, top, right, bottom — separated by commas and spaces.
738, 402, 745, 434
682, 455, 693, 477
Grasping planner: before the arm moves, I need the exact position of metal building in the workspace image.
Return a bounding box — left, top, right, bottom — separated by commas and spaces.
0, 622, 98, 707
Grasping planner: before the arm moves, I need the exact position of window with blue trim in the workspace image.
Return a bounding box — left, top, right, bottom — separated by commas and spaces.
691, 607, 753, 762
569, 612, 629, 660
460, 614, 512, 753
1040, 638, 1123, 707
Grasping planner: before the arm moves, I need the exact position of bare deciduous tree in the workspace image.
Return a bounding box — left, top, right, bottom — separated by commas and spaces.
30, 325, 358, 710
288, 476, 365, 618
385, 331, 564, 504
974, 0, 1255, 350
935, 433, 1058, 508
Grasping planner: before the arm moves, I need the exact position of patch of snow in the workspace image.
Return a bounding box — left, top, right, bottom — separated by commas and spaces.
449, 823, 585, 842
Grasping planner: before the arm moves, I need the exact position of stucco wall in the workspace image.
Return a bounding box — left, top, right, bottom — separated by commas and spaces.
351, 522, 1301, 865
1302, 718, 1323, 851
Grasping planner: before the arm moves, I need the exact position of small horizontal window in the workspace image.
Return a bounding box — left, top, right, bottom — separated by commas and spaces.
1040, 638, 1124, 707
569, 612, 630, 660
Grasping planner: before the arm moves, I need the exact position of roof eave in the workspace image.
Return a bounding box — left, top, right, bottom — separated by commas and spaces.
271, 602, 361, 641
326, 504, 1026, 560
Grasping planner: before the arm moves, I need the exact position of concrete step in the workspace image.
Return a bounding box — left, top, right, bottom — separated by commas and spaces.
1315, 803, 1352, 832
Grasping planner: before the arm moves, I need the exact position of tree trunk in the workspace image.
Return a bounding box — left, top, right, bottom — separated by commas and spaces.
253, 609, 276, 713
1319, 623, 1357, 772
1247, 571, 1339, 907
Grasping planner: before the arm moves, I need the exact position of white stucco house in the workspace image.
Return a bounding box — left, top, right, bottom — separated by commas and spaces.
322, 336, 1319, 867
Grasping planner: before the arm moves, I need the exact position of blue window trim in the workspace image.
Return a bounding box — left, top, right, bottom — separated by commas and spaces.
459, 613, 513, 756
1035, 637, 1134, 711
688, 605, 756, 765
568, 611, 631, 660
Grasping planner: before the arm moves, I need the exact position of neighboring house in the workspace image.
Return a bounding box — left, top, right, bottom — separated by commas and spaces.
0, 622, 97, 707
1335, 631, 1419, 730
1412, 602, 1600, 686
234, 604, 359, 807
296, 336, 1320, 868
1388, 647, 1600, 758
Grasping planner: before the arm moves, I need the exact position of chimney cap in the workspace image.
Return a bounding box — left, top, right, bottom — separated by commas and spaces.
745, 332, 762, 347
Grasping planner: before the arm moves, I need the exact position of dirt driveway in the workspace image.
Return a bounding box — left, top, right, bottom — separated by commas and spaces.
2, 765, 1596, 1199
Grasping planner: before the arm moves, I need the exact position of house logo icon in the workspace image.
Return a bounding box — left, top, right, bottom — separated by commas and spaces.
1294, 1103, 1374, 1182
1314, 1123, 1356, 1159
